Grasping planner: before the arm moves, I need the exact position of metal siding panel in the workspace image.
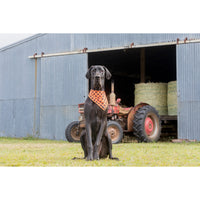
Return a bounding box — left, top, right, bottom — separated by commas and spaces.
40, 105, 79, 140
72, 33, 200, 50
0, 37, 40, 138
36, 34, 72, 54
31, 33, 200, 56
0, 100, 15, 137
2, 33, 200, 140
41, 54, 88, 106
177, 43, 200, 101
177, 43, 200, 140
2, 33, 200, 53
0, 98, 39, 138
40, 54, 88, 140
0, 40, 37, 100
178, 102, 200, 140
14, 98, 36, 137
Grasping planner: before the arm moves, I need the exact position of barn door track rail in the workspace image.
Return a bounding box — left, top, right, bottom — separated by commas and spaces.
28, 38, 200, 59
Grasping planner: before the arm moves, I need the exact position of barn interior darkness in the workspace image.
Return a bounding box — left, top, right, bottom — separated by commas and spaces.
88, 45, 176, 107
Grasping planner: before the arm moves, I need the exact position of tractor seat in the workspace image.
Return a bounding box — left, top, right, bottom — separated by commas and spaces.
119, 106, 133, 115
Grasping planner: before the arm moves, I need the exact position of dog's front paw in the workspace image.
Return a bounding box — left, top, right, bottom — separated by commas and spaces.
86, 154, 93, 161
93, 153, 99, 160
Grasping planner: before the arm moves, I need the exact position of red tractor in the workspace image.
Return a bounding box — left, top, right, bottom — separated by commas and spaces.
65, 81, 161, 143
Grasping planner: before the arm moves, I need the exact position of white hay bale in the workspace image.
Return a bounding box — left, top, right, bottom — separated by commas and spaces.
135, 83, 168, 115
167, 81, 177, 115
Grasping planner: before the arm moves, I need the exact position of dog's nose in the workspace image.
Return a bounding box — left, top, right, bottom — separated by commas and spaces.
95, 75, 100, 79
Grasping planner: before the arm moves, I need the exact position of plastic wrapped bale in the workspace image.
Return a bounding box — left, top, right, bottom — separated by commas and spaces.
167, 81, 177, 115
134, 83, 168, 115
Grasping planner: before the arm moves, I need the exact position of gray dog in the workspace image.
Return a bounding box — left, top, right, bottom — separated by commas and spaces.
80, 65, 118, 161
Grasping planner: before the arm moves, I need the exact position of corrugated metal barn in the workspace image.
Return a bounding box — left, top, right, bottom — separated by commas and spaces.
1, 33, 200, 141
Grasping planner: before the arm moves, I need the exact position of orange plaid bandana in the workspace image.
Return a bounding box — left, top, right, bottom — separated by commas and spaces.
88, 89, 108, 111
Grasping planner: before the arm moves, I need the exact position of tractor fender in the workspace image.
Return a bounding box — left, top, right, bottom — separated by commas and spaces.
127, 102, 149, 132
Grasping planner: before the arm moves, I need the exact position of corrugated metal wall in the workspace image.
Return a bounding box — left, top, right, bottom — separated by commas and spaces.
39, 54, 88, 140
72, 33, 200, 50
0, 38, 40, 138
177, 43, 200, 140
1, 33, 200, 140
36, 33, 200, 54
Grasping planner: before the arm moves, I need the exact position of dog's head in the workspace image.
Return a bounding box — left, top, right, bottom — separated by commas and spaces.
86, 65, 111, 90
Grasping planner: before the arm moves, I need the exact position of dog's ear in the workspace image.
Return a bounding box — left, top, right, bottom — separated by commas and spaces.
86, 66, 93, 79
103, 66, 112, 80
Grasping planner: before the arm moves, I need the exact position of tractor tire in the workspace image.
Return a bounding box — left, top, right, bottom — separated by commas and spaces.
107, 121, 123, 144
133, 105, 161, 142
65, 121, 82, 142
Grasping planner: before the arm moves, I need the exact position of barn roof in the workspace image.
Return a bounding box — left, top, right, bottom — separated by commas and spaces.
0, 34, 46, 52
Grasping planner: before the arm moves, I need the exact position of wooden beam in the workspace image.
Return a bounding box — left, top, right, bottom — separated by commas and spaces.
140, 48, 145, 83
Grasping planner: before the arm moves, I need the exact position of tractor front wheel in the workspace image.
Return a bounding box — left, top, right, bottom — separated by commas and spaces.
133, 105, 161, 142
107, 121, 123, 144
65, 121, 82, 142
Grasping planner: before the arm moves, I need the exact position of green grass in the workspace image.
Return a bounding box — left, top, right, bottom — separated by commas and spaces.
1, 137, 200, 166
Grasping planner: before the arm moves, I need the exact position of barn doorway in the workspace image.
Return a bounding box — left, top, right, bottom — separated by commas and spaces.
88, 45, 177, 139
88, 45, 176, 107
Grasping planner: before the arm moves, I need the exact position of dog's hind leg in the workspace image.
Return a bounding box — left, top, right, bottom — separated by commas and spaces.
72, 131, 87, 160
80, 130, 87, 159
105, 132, 119, 161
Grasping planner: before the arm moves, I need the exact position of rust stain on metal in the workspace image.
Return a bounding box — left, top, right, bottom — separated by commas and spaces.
33, 53, 37, 58
82, 48, 88, 53
127, 103, 148, 132
184, 37, 188, 43
130, 42, 134, 47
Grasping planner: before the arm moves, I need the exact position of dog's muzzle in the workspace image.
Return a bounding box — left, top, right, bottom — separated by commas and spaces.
95, 75, 101, 81
94, 76, 102, 89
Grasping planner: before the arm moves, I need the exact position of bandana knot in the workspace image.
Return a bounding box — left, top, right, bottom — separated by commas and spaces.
88, 89, 108, 111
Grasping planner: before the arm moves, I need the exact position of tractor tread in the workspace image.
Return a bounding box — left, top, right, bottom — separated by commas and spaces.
133, 105, 161, 143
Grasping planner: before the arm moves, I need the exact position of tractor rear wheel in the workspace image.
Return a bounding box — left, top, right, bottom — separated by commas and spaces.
65, 121, 82, 142
107, 121, 123, 144
133, 105, 161, 142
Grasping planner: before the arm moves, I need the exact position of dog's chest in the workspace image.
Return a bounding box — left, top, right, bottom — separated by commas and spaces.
90, 104, 106, 122
89, 103, 106, 128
